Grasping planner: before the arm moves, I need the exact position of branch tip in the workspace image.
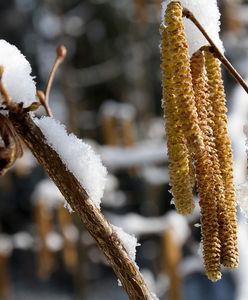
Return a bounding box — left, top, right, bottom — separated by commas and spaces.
43, 45, 67, 117
56, 45, 67, 60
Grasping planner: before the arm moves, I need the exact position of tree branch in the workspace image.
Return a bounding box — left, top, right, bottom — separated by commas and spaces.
8, 111, 153, 300
182, 7, 248, 94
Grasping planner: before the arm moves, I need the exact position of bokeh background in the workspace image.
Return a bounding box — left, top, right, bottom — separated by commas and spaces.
0, 0, 248, 299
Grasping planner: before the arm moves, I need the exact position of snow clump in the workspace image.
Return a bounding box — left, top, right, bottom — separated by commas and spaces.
34, 116, 107, 208
0, 39, 36, 107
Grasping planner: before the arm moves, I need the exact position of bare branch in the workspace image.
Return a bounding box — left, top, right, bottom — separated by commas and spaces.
37, 90, 53, 117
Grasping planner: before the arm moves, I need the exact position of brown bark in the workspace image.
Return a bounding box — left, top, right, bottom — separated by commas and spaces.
9, 111, 153, 300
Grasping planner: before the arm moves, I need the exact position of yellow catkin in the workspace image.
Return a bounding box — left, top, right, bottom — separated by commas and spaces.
205, 49, 239, 269
164, 2, 221, 281
165, 2, 204, 151
160, 27, 194, 215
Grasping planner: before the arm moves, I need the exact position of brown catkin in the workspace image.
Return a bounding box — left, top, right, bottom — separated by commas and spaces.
191, 51, 229, 279
164, 2, 221, 281
160, 26, 194, 215
205, 49, 239, 269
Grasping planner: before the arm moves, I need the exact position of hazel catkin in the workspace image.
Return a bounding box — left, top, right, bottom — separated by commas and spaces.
161, 26, 194, 215
204, 49, 239, 269
164, 2, 222, 281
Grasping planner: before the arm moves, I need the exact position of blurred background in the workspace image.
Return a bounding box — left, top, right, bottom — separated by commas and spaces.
0, 0, 248, 299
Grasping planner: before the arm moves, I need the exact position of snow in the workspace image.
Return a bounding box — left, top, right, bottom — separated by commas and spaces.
100, 100, 136, 121
228, 79, 248, 185
234, 220, 248, 300
150, 293, 159, 300
142, 166, 169, 185
236, 123, 248, 219
109, 211, 190, 246
46, 232, 64, 251
63, 225, 79, 242
12, 232, 34, 250
100, 142, 167, 170
34, 117, 107, 208
112, 225, 139, 262
0, 234, 13, 255
161, 0, 224, 56
194, 223, 201, 228
0, 39, 36, 107
237, 182, 248, 220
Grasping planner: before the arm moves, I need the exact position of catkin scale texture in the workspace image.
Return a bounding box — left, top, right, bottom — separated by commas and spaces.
191, 51, 229, 280
205, 50, 238, 268
161, 26, 194, 215
164, 2, 222, 281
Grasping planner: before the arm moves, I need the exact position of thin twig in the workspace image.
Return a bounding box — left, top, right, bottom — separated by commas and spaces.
37, 90, 53, 117
43, 45, 67, 117
183, 7, 248, 94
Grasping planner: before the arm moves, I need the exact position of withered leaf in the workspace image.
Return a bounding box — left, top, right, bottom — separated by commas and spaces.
0, 114, 23, 176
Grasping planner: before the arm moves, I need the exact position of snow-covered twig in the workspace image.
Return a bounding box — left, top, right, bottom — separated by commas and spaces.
8, 111, 154, 300
0, 39, 155, 299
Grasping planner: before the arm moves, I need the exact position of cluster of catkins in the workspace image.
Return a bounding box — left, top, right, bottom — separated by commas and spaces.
160, 1, 238, 282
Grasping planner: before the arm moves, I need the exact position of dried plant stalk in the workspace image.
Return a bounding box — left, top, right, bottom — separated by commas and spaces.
160, 26, 194, 215
204, 49, 238, 268
57, 204, 78, 272
163, 228, 182, 300
0, 254, 10, 299
164, 2, 221, 281
34, 201, 55, 279
102, 116, 117, 145
9, 112, 154, 300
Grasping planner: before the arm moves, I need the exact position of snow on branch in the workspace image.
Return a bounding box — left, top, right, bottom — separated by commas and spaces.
34, 116, 107, 209
0, 38, 158, 299
112, 225, 139, 263
0, 40, 36, 107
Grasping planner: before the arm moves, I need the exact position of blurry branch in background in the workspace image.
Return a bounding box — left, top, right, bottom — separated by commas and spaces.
182, 8, 248, 94
163, 229, 182, 300
34, 200, 55, 279
57, 204, 79, 273
68, 58, 122, 88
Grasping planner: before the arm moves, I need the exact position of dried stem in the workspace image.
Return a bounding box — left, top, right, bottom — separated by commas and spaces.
37, 90, 53, 117
8, 111, 153, 300
42, 45, 67, 117
183, 7, 248, 94
0, 66, 12, 107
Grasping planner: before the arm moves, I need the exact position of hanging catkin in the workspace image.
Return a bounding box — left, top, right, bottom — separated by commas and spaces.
161, 26, 194, 215
164, 2, 222, 281
164, 2, 204, 151
204, 49, 239, 269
